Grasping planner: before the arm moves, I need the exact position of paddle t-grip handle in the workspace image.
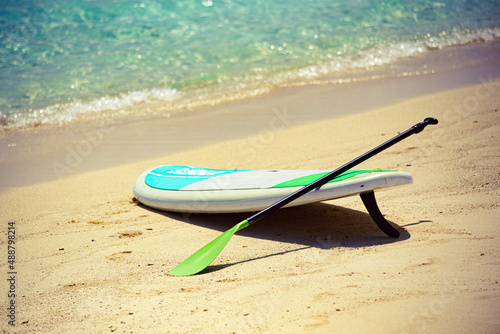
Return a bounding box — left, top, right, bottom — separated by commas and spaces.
413, 117, 438, 133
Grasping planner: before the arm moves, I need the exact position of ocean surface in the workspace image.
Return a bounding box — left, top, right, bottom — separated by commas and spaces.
1, 0, 499, 130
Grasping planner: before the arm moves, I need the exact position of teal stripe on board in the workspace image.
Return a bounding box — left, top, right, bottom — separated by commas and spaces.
145, 166, 241, 191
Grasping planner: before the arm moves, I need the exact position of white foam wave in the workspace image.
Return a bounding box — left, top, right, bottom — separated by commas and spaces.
2, 87, 179, 129
292, 27, 500, 80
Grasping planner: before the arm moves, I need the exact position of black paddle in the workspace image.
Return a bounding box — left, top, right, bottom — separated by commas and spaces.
169, 117, 438, 276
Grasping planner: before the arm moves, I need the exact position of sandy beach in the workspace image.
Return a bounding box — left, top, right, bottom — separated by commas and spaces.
1, 61, 500, 332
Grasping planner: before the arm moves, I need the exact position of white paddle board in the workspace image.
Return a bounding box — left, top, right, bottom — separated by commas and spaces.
133, 165, 412, 213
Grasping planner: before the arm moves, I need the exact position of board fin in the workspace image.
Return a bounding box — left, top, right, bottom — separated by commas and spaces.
360, 191, 400, 238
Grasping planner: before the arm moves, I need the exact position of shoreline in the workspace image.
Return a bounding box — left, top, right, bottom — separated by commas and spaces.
0, 75, 498, 332
1, 41, 500, 190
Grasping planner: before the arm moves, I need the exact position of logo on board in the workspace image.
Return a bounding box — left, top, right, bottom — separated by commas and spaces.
164, 167, 227, 177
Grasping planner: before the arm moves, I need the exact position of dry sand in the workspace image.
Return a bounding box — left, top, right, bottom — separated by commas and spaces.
1, 78, 499, 333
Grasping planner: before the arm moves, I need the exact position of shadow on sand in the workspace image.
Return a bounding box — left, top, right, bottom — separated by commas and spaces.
135, 200, 426, 274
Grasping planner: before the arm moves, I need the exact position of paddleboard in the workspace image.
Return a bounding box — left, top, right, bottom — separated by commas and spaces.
133, 165, 412, 213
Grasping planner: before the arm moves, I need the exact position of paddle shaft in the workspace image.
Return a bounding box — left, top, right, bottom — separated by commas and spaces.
246, 117, 438, 225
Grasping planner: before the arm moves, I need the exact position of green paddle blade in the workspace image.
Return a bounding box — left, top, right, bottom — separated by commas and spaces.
168, 220, 249, 276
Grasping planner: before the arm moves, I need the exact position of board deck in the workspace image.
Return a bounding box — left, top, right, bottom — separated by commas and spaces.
133, 165, 412, 213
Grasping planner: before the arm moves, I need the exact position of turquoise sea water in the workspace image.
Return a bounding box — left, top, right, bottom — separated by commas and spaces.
1, 0, 499, 129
